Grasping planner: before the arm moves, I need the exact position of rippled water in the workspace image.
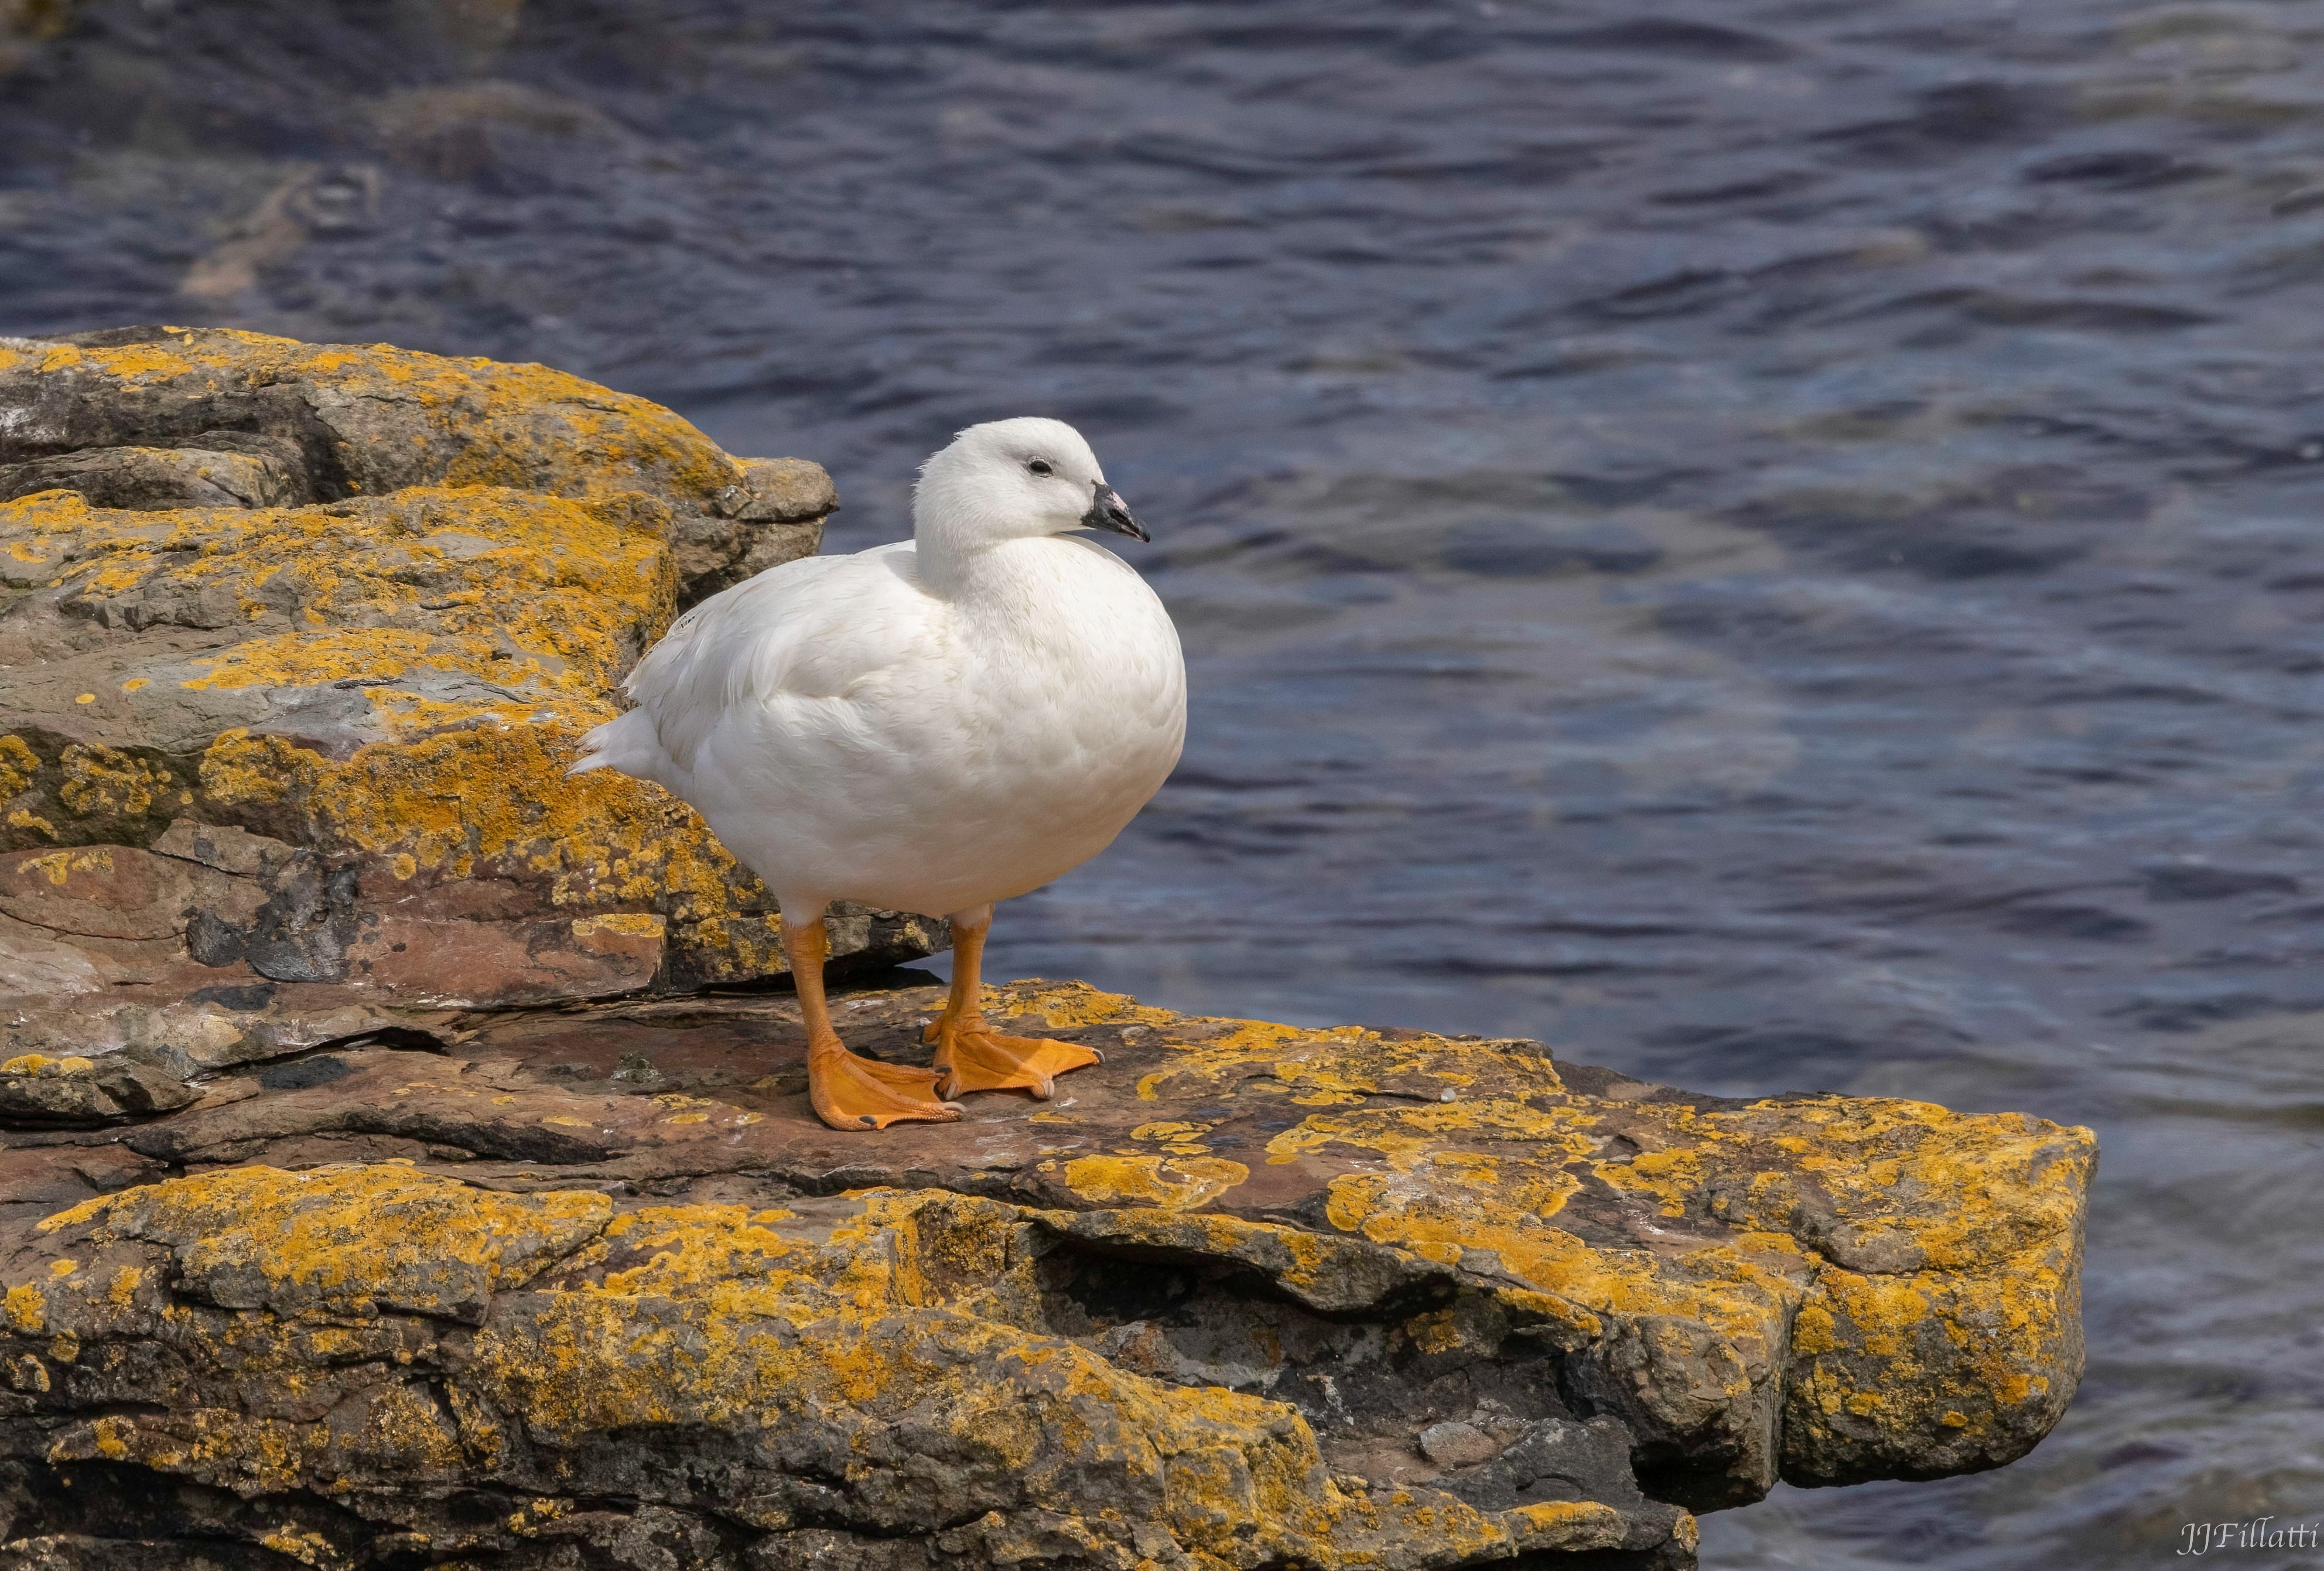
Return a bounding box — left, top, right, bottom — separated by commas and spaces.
8, 1, 2324, 1562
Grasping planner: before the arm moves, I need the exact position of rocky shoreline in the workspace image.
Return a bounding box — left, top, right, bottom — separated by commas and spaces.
2, 977, 2093, 1571
0, 326, 937, 1049
0, 331, 2095, 1569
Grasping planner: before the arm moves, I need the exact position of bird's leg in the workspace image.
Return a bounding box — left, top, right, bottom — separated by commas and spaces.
925, 904, 1104, 1100
785, 908, 961, 1131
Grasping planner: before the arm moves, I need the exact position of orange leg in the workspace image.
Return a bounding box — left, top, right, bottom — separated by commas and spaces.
785, 909, 961, 1132
926, 905, 1104, 1101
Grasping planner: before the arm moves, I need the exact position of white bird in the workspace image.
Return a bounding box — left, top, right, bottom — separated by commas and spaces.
572, 418, 1186, 1131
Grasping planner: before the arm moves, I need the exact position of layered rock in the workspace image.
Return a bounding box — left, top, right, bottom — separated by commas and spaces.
0, 327, 941, 1082
0, 979, 2097, 1570
0, 330, 2095, 1566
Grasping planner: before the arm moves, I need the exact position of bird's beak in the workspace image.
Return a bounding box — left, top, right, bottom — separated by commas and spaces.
1081, 483, 1149, 543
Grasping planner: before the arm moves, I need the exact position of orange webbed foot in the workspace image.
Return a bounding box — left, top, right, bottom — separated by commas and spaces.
925, 1012, 1105, 1100
809, 1044, 963, 1131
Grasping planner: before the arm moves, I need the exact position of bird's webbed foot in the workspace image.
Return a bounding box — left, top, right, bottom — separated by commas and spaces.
809, 1040, 963, 1131
925, 1010, 1105, 1101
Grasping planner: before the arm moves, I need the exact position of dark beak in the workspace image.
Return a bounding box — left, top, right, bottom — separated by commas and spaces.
1080, 482, 1149, 543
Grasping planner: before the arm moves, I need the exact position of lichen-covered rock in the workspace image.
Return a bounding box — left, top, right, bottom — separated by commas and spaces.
0, 979, 2094, 1569
0, 1051, 196, 1125
0, 327, 944, 1047
4, 1164, 1678, 1571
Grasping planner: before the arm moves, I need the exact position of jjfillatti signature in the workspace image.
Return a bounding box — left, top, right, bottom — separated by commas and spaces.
2179, 1518, 2321, 1556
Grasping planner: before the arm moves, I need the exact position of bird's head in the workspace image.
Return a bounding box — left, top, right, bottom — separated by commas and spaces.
912, 416, 1147, 552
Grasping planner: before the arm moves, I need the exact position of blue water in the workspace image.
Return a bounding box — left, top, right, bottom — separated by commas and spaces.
6, 1, 2323, 1562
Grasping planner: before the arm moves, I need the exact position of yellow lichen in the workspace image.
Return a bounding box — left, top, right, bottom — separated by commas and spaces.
3, 1283, 43, 1334
35, 1194, 113, 1234
1130, 1119, 1212, 1145
1062, 1154, 1251, 1211
570, 912, 665, 939
13, 330, 742, 505
257, 1525, 336, 1568
1509, 1498, 1625, 1551
1, 1053, 95, 1077
16, 850, 101, 889
0, 735, 36, 800
63, 1164, 609, 1320
993, 981, 1175, 1031
57, 743, 173, 819
1267, 1099, 1600, 1170
92, 1416, 130, 1461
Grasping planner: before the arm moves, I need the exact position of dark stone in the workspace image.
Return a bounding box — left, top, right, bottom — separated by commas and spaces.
236, 858, 363, 985
254, 1054, 354, 1092
186, 983, 276, 1012
184, 911, 248, 968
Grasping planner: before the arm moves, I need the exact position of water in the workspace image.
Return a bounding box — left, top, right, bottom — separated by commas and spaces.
6, 1, 2324, 1563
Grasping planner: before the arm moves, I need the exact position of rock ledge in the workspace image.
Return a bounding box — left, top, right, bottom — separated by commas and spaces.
0, 327, 942, 1079
0, 979, 2096, 1571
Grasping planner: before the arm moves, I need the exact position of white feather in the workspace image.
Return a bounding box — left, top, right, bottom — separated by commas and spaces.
571, 418, 1187, 923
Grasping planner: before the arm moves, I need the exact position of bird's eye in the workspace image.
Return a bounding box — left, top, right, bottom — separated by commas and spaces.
1027, 459, 1053, 477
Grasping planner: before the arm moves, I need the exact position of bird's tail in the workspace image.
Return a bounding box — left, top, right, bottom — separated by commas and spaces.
567, 708, 672, 786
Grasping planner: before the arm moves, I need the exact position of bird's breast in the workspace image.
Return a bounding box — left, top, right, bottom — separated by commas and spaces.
680, 537, 1184, 913
915, 548, 1185, 807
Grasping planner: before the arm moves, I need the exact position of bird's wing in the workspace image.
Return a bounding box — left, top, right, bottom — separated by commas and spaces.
579, 543, 934, 788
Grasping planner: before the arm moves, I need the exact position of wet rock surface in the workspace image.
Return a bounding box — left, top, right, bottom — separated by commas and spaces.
0, 978, 2095, 1570
0, 329, 941, 1059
